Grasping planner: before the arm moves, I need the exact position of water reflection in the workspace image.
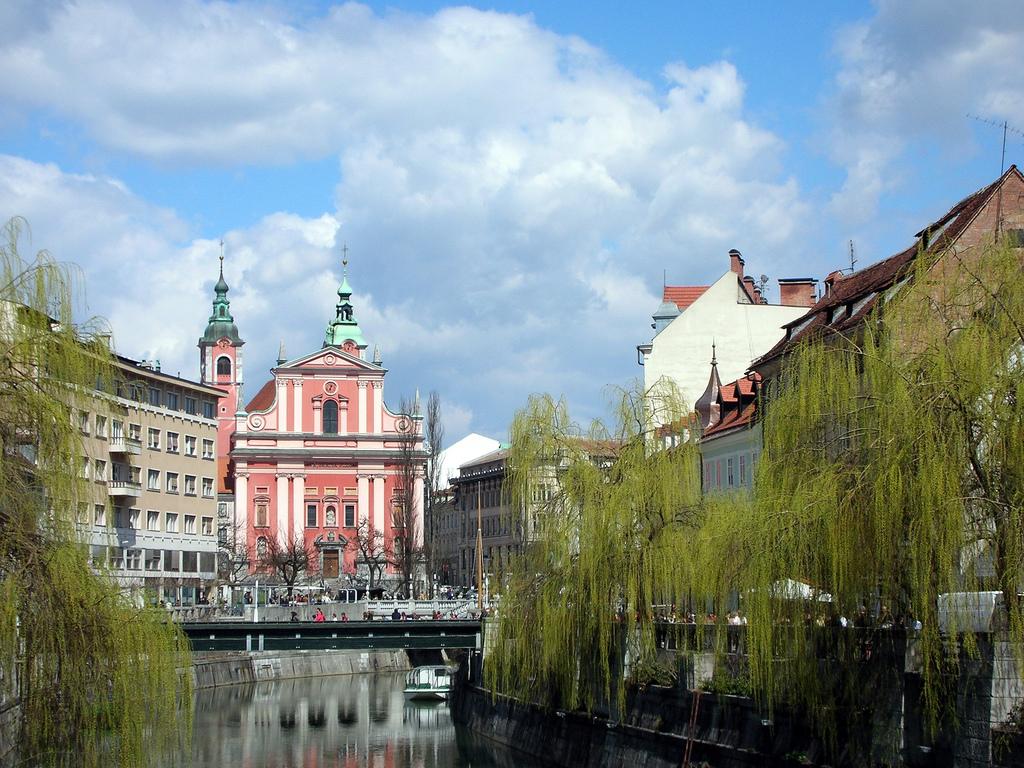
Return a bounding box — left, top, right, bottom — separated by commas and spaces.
177, 672, 511, 768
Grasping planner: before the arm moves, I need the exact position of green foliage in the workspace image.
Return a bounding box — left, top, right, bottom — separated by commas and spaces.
698, 669, 752, 697
486, 383, 703, 712
488, 239, 1024, 743
0, 217, 189, 766
697, 239, 1024, 732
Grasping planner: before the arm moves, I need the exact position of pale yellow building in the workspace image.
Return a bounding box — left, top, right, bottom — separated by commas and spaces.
77, 355, 224, 606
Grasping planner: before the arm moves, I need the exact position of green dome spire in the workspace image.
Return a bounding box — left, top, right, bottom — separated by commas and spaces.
324, 246, 367, 350
201, 243, 243, 344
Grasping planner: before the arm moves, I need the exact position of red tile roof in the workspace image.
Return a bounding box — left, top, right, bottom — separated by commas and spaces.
663, 285, 710, 311
217, 457, 233, 494
754, 165, 1023, 367
702, 372, 762, 440
246, 379, 276, 412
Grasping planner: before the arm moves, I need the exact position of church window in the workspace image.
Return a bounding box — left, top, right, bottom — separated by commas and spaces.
256, 537, 267, 558
306, 504, 318, 528
323, 400, 339, 434
343, 504, 355, 527
216, 356, 231, 376
255, 501, 269, 528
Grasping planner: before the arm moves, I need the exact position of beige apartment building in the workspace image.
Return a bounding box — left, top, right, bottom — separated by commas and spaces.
77, 355, 224, 606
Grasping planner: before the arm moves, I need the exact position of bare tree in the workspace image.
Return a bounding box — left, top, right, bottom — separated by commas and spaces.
425, 391, 444, 595
256, 534, 316, 599
349, 518, 389, 591
392, 396, 424, 597
217, 517, 251, 593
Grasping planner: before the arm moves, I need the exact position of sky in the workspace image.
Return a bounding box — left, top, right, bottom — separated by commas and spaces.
1, 0, 1023, 442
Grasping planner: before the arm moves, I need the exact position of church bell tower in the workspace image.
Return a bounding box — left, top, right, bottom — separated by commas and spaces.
198, 245, 245, 469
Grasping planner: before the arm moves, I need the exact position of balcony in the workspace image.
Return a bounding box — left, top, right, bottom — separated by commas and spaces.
108, 480, 142, 498
109, 436, 142, 455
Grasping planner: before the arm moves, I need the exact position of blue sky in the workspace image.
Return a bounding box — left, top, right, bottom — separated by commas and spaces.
1, 0, 1022, 441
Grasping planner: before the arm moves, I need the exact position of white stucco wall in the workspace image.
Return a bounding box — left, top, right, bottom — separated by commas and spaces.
642, 271, 806, 423
436, 433, 501, 486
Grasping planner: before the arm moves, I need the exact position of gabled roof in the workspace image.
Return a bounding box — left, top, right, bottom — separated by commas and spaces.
278, 345, 383, 372
755, 165, 1024, 367
245, 379, 276, 412
663, 285, 710, 311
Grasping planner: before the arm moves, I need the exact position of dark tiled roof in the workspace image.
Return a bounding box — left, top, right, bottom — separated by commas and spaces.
664, 285, 710, 311
755, 165, 1023, 366
245, 379, 276, 412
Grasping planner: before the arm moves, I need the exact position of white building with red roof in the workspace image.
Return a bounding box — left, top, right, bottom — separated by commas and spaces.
637, 249, 815, 426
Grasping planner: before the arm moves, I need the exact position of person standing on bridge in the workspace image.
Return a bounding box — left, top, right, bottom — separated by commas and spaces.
313, 608, 325, 622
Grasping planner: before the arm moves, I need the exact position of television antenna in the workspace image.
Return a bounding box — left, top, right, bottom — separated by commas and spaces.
967, 114, 1024, 176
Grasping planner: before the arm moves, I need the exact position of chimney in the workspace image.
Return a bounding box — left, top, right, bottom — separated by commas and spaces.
728, 249, 744, 279
777, 278, 818, 308
824, 270, 844, 298
742, 275, 757, 303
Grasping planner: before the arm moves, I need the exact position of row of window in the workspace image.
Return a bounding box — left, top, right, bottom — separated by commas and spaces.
84, 503, 214, 536
146, 469, 215, 497
251, 502, 358, 529
143, 385, 215, 419
80, 460, 215, 498
78, 413, 215, 459
146, 429, 214, 458
702, 452, 759, 490
90, 545, 216, 573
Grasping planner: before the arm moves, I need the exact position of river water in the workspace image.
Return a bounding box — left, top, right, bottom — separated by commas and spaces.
174, 672, 526, 768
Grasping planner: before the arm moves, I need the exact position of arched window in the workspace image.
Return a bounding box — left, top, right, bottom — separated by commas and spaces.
323, 400, 338, 434
216, 356, 231, 376
256, 537, 268, 558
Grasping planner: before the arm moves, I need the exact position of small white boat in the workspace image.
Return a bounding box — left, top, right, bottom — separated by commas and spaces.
404, 665, 452, 701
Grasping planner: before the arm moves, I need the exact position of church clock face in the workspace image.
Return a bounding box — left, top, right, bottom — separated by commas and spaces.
342, 341, 357, 354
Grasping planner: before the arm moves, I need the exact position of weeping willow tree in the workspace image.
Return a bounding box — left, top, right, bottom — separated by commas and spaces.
486, 382, 704, 712
0, 218, 189, 767
695, 238, 1024, 741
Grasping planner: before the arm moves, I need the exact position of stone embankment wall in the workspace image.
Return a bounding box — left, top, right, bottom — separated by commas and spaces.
190, 649, 410, 689
456, 629, 1024, 767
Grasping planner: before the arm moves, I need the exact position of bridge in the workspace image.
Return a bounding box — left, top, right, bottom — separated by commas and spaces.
180, 619, 483, 653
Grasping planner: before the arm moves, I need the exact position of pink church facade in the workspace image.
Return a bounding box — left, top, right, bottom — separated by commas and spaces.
199, 257, 425, 585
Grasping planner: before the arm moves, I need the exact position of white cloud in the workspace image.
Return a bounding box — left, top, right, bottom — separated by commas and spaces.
827, 0, 1024, 223
0, 2, 813, 435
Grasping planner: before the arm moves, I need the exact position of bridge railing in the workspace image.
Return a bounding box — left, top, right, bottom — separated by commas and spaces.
364, 598, 487, 619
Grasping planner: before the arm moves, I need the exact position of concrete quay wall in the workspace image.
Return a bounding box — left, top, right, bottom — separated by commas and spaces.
456, 631, 1024, 768
190, 649, 411, 689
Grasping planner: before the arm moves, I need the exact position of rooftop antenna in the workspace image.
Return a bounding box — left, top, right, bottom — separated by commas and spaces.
846, 240, 857, 275
967, 114, 1023, 232
967, 114, 1023, 176
757, 274, 769, 303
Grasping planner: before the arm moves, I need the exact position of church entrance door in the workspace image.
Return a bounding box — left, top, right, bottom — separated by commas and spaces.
323, 550, 339, 579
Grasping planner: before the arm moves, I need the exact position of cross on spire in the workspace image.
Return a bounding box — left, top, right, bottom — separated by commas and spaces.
341, 242, 349, 274
219, 239, 225, 276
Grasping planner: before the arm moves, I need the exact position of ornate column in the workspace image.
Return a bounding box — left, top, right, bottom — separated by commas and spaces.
292, 473, 305, 534
292, 380, 304, 433
357, 474, 370, 526
371, 381, 383, 434
276, 378, 288, 432
373, 474, 385, 534
357, 381, 368, 434
312, 401, 322, 435
276, 473, 289, 544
